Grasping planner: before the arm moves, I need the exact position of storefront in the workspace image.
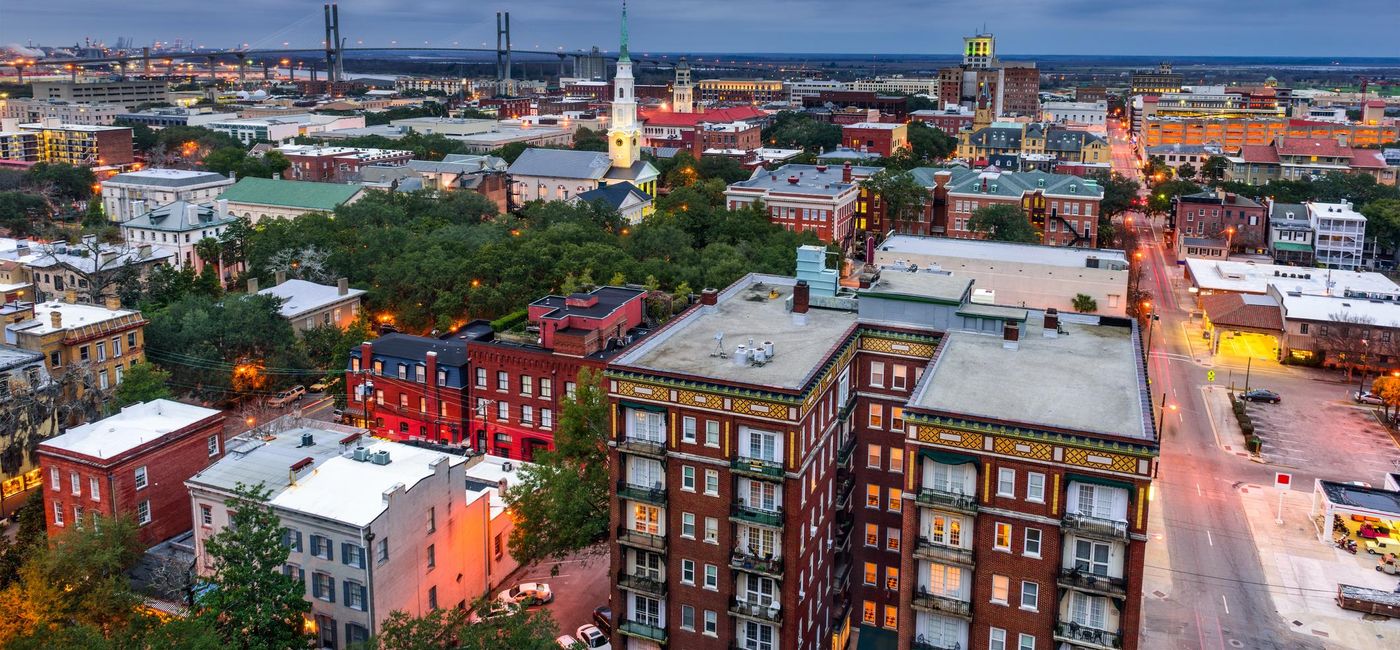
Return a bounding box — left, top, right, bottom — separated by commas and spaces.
1310, 479, 1400, 555
1199, 292, 1283, 362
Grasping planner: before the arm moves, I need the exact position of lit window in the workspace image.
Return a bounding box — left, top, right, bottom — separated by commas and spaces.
991, 574, 1010, 604
995, 522, 1012, 550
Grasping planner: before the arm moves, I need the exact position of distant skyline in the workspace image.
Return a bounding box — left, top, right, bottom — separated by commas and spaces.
3, 0, 1399, 58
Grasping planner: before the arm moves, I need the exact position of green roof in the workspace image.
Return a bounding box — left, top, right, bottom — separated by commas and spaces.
218, 177, 363, 211
1272, 241, 1313, 252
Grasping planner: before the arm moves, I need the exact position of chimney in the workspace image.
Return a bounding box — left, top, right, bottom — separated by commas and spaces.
1043, 308, 1059, 338
64, 289, 77, 304
275, 270, 287, 286
337, 277, 349, 296
425, 350, 438, 419
138, 244, 151, 259
700, 288, 718, 306
842, 161, 852, 183
1003, 321, 1020, 350
247, 276, 259, 294
185, 203, 199, 224
273, 173, 282, 181
228, 171, 237, 182
792, 280, 810, 326
49, 310, 61, 329
216, 198, 229, 218
105, 294, 121, 311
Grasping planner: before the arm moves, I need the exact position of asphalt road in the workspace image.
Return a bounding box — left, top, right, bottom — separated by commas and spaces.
496, 548, 612, 641
1110, 121, 1328, 650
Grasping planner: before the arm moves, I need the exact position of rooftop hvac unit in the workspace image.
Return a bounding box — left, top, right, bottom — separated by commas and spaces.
370, 450, 391, 465
300, 432, 314, 447
353, 447, 369, 462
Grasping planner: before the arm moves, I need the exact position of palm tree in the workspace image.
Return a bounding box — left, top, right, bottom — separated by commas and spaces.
194, 236, 223, 281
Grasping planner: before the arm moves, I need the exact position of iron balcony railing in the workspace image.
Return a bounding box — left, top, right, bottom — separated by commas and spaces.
618, 619, 668, 644
617, 480, 667, 505
912, 636, 961, 650
730, 549, 783, 578
730, 503, 784, 528
617, 435, 666, 458
616, 526, 666, 551
911, 589, 972, 618
617, 569, 667, 596
913, 537, 975, 566
1057, 567, 1128, 598
731, 455, 785, 480
1054, 622, 1122, 649
915, 487, 979, 513
836, 437, 856, 468
1061, 513, 1130, 541
728, 596, 782, 623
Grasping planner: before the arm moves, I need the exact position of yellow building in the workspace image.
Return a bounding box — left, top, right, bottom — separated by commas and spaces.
5, 296, 148, 405
957, 121, 1110, 169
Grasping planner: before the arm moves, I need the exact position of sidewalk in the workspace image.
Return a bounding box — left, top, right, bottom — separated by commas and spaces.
1241, 486, 1399, 649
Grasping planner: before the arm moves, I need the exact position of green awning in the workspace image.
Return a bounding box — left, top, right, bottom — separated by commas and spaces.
920, 448, 980, 466
1066, 472, 1137, 495
1272, 241, 1313, 252
620, 400, 667, 413
855, 626, 898, 650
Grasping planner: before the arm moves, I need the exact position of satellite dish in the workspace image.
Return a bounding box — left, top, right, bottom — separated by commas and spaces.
715, 332, 724, 342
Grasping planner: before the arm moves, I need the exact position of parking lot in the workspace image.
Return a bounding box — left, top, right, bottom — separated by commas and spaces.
1241, 376, 1400, 483
496, 546, 612, 642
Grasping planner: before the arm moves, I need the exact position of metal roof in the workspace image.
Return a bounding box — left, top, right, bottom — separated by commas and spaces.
218, 177, 364, 211
506, 148, 613, 180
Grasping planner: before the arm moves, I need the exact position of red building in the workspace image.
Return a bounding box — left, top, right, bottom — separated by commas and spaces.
480, 97, 532, 119
801, 91, 910, 121
640, 106, 769, 150
911, 108, 975, 135
37, 399, 226, 546
279, 145, 414, 182
1171, 189, 1268, 253
346, 325, 481, 447
842, 122, 910, 158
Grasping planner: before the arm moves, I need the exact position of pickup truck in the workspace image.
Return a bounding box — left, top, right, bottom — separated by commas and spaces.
268, 385, 306, 408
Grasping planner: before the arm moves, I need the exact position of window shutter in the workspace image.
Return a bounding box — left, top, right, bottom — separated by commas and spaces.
341, 542, 351, 565
343, 580, 351, 606
312, 575, 321, 599
326, 576, 335, 603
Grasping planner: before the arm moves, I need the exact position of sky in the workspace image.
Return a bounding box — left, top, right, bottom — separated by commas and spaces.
3, 0, 1399, 58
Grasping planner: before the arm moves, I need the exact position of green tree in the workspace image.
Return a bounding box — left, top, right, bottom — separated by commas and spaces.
82, 199, 108, 228
905, 120, 957, 163
111, 362, 173, 409
968, 204, 1038, 243
572, 127, 608, 152
0, 491, 47, 589
1362, 199, 1400, 250
23, 162, 96, 202
1201, 155, 1230, 183
195, 483, 310, 650
859, 169, 927, 233
493, 141, 529, 164
1147, 179, 1202, 217
0, 191, 51, 236
1176, 162, 1198, 181
371, 601, 559, 650
1072, 293, 1098, 313
195, 237, 224, 280
761, 111, 841, 151
504, 368, 610, 564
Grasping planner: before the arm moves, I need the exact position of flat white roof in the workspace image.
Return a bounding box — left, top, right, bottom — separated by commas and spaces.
8, 300, 139, 337
269, 439, 466, 527
878, 235, 1127, 269
845, 122, 904, 130
1279, 291, 1400, 326
258, 280, 365, 319
41, 399, 220, 460
1185, 258, 1399, 297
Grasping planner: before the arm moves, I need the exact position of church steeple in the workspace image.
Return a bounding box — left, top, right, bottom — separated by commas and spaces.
619, 1, 630, 63
608, 0, 641, 170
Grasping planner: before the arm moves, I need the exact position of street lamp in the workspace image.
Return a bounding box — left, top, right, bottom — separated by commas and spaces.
1224, 226, 1236, 256
1143, 300, 1159, 354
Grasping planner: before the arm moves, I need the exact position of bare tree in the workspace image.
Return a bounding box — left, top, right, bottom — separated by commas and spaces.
36, 237, 164, 304
265, 246, 335, 285
1313, 312, 1382, 380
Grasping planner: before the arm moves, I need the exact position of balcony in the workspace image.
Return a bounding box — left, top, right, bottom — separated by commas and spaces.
729, 596, 782, 624
617, 436, 666, 458
912, 636, 962, 650
835, 476, 854, 510
1054, 622, 1121, 650
1061, 513, 1130, 542
618, 619, 668, 644
915, 487, 979, 514
730, 549, 783, 579
911, 590, 972, 619
913, 537, 975, 567
830, 559, 851, 594
731, 456, 785, 480
1058, 567, 1127, 598
617, 480, 667, 505
617, 526, 666, 551
617, 569, 667, 596
836, 436, 856, 469
730, 503, 784, 528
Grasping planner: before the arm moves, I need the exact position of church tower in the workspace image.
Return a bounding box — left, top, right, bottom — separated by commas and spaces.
673, 56, 694, 113
973, 93, 994, 130
608, 1, 642, 170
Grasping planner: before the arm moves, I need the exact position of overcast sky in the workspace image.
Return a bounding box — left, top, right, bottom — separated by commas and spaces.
3, 0, 1398, 57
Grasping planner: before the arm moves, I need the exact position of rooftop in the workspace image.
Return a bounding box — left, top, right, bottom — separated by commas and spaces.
729, 163, 876, 197
0, 343, 43, 371
845, 122, 904, 130
1200, 292, 1284, 331
218, 177, 363, 211
268, 438, 466, 527
258, 279, 365, 319
1185, 258, 1399, 297
911, 166, 1105, 199
613, 274, 858, 391
355, 332, 471, 366
860, 269, 972, 305
6, 300, 141, 338
1276, 291, 1400, 326
122, 200, 237, 232
877, 235, 1127, 269
507, 148, 613, 180
912, 318, 1150, 440
104, 169, 234, 188
1319, 480, 1400, 517
40, 399, 220, 460
572, 182, 651, 209
531, 286, 647, 321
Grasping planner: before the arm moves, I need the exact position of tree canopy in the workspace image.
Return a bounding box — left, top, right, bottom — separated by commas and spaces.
967, 204, 1039, 243
761, 111, 841, 151
371, 603, 559, 650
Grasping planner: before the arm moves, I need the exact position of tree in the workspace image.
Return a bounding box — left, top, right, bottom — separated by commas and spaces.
1072, 293, 1098, 313
967, 204, 1038, 243
859, 169, 927, 234
493, 141, 529, 164
1371, 375, 1400, 420
504, 368, 610, 565
1176, 162, 1198, 181
111, 362, 173, 409
1313, 312, 1379, 380
761, 111, 841, 151
195, 483, 310, 650
1361, 199, 1400, 251
1147, 179, 1202, 217
1201, 155, 1230, 183
905, 120, 957, 163
0, 191, 51, 236
37, 237, 147, 304
23, 162, 96, 203
572, 127, 608, 152
194, 236, 224, 281
370, 601, 559, 650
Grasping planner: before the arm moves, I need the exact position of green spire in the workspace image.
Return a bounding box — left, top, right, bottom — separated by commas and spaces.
619, 1, 630, 62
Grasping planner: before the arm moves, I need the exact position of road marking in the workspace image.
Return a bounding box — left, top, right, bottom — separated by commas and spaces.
1206, 530, 1214, 546
1196, 484, 1202, 496
1221, 594, 1230, 615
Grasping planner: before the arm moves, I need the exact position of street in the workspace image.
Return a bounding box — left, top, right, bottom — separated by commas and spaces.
1109, 119, 1330, 650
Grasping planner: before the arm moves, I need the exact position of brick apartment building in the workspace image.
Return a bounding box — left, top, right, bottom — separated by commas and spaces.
278, 145, 415, 182
1171, 189, 1268, 254
601, 257, 1156, 650
37, 399, 226, 546
842, 122, 909, 158
724, 163, 880, 248
346, 286, 650, 461
801, 92, 910, 121
900, 166, 1104, 247
696, 80, 785, 104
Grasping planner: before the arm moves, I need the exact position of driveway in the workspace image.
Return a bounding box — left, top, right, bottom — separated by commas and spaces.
497, 546, 611, 639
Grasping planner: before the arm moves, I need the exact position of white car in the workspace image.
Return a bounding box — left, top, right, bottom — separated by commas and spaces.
555, 635, 579, 649
498, 582, 553, 606
574, 624, 610, 649
1354, 390, 1385, 405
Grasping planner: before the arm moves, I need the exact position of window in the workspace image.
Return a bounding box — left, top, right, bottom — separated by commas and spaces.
703, 563, 718, 589
703, 609, 717, 635
704, 470, 719, 496
53, 501, 63, 526
565, 381, 577, 399
396, 363, 407, 380
1027, 472, 1045, 503
207, 434, 220, 457
426, 544, 435, 569
539, 378, 552, 398
928, 514, 963, 547
994, 523, 1011, 550
541, 408, 553, 429
345, 580, 367, 611
200, 505, 213, 527
704, 420, 720, 447
134, 466, 148, 490
70, 470, 80, 495
885, 566, 899, 591
48, 467, 58, 491
342, 543, 365, 568
704, 517, 718, 543
521, 405, 533, 425
376, 538, 389, 564
680, 604, 695, 630
137, 500, 151, 525
865, 523, 879, 547
415, 365, 426, 383
497, 402, 508, 421
681, 466, 696, 491
862, 601, 876, 624
311, 572, 336, 602
112, 336, 122, 358
997, 468, 1015, 497
310, 535, 334, 561
990, 627, 1007, 650
868, 404, 884, 429
886, 527, 900, 552
346, 623, 369, 645
892, 364, 908, 389
1018, 633, 1036, 650
282, 528, 303, 552
96, 342, 106, 362
1069, 591, 1108, 629
681, 559, 695, 584
863, 562, 877, 585
475, 367, 486, 387
884, 605, 898, 629
887, 487, 902, 513
1073, 483, 1128, 521
520, 375, 532, 395
991, 574, 1010, 604
890, 447, 904, 473
1020, 581, 1039, 611
632, 503, 661, 535
681, 512, 696, 539
866, 484, 880, 508
891, 407, 904, 431
1075, 539, 1112, 576
496, 371, 508, 391
870, 361, 886, 387
866, 444, 882, 468
1024, 528, 1042, 557
682, 416, 697, 443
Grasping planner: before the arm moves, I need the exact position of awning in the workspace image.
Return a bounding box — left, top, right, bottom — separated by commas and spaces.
1272, 241, 1313, 252
920, 448, 980, 466
855, 626, 898, 650
1066, 472, 1137, 494
620, 400, 667, 413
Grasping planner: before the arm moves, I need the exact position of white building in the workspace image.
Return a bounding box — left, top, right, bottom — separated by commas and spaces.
102, 169, 236, 223
120, 200, 238, 273
255, 277, 365, 333
0, 98, 124, 126
208, 114, 366, 145
785, 79, 851, 103
187, 422, 526, 648
1309, 200, 1367, 271
1041, 101, 1108, 128
850, 76, 939, 95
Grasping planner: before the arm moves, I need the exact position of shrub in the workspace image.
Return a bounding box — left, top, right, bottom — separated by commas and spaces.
490, 309, 528, 332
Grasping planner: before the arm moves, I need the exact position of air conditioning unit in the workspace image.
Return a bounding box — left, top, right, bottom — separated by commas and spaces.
353, 447, 369, 462
370, 450, 391, 465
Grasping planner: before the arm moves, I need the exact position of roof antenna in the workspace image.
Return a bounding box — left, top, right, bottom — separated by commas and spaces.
711, 332, 728, 358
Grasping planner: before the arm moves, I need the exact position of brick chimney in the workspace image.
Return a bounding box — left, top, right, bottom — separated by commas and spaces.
1043, 308, 1059, 338
50, 310, 62, 329
337, 277, 349, 296
1003, 320, 1020, 350
64, 289, 77, 304
105, 294, 121, 311
424, 351, 438, 424
842, 161, 852, 183
792, 280, 810, 326
275, 270, 287, 286
247, 277, 259, 294
700, 288, 718, 306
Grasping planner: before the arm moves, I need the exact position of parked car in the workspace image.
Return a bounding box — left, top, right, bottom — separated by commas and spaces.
1354, 391, 1385, 405
555, 635, 579, 649
468, 600, 516, 624
574, 624, 610, 649
592, 606, 612, 636
331, 408, 345, 423
268, 385, 307, 408
498, 582, 553, 606
1241, 389, 1280, 404
309, 381, 330, 393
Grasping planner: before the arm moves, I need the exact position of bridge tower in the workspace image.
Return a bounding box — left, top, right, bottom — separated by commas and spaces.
496, 12, 512, 96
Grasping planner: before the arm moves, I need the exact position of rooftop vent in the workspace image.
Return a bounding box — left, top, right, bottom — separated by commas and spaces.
370, 450, 391, 465
299, 432, 314, 448
353, 446, 369, 462
787, 176, 799, 184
